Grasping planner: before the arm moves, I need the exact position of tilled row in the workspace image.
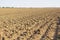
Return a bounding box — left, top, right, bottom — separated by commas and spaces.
26, 16, 57, 40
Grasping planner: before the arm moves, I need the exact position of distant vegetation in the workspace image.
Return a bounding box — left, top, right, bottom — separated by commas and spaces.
0, 7, 14, 8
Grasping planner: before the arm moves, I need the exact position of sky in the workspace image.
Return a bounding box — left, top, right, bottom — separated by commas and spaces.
0, 0, 60, 7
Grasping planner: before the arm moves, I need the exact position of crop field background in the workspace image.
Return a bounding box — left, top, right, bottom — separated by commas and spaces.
0, 8, 60, 40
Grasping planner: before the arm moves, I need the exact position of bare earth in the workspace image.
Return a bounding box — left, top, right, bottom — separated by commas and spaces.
0, 8, 60, 40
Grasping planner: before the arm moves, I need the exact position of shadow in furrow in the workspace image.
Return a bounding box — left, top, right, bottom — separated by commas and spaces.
53, 16, 60, 40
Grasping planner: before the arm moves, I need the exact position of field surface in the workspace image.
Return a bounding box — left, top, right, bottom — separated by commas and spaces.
0, 8, 60, 40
